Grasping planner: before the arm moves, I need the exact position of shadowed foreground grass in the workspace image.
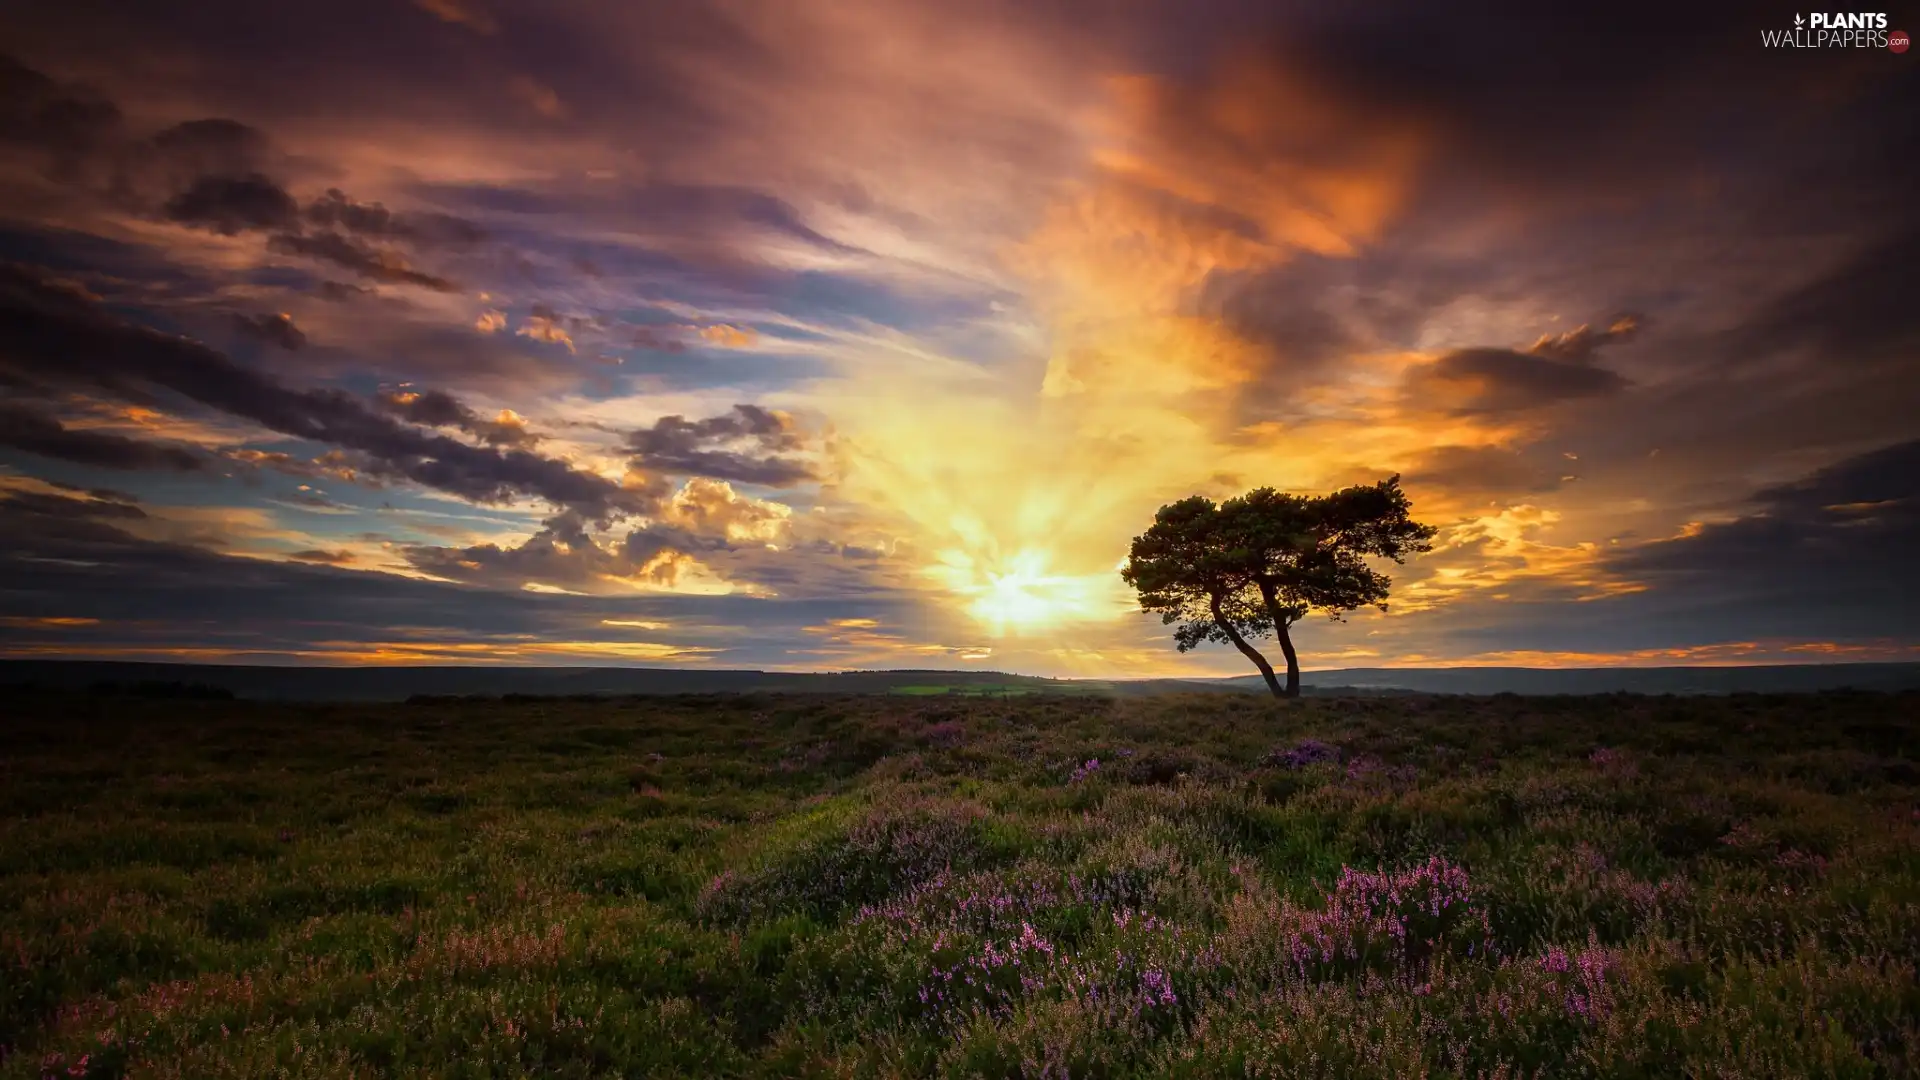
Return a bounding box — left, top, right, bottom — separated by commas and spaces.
1, 689, 1916, 1078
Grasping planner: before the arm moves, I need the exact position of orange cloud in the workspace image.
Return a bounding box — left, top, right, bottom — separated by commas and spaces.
508, 76, 567, 120
287, 549, 356, 566
516, 314, 575, 352
797, 616, 991, 666
660, 478, 792, 545
413, 0, 497, 34
699, 324, 757, 348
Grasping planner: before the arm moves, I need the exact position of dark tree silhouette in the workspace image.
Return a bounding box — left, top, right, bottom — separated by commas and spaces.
1120, 476, 1436, 698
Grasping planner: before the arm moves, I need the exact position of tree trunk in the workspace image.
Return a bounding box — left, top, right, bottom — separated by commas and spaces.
1210, 594, 1284, 699
1256, 583, 1303, 698
1274, 621, 1301, 698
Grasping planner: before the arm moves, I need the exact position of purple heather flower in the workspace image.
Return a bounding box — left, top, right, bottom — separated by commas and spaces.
1269, 739, 1342, 770
1140, 968, 1177, 1006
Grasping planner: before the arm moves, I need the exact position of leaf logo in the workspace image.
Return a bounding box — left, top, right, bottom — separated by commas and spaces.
1794, 12, 1805, 26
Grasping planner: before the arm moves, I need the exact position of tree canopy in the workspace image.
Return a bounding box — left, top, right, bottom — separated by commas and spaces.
1120, 476, 1436, 698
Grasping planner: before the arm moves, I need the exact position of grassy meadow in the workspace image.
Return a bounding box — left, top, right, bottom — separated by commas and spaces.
1, 688, 1916, 1078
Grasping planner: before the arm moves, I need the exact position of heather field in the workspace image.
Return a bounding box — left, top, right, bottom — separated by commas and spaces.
1, 690, 1917, 1079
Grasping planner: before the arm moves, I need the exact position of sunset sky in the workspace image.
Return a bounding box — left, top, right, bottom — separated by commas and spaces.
0, 1, 1915, 676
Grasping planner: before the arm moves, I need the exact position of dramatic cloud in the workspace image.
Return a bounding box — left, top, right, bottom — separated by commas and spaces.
1526, 316, 1641, 363
1606, 440, 1920, 637
316, 281, 373, 303
232, 311, 307, 350
0, 57, 475, 300
266, 232, 458, 291
1404, 348, 1627, 415
376, 388, 539, 448
0, 265, 648, 517
1403, 320, 1639, 417
625, 404, 814, 487
288, 547, 355, 565
304, 188, 486, 247
400, 478, 900, 603
0, 53, 123, 178
163, 173, 299, 234
0, 2, 1913, 673
0, 403, 204, 471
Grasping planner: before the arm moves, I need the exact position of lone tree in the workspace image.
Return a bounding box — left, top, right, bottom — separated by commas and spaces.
1120, 476, 1436, 698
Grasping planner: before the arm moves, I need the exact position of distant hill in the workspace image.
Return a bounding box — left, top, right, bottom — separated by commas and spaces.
1218, 664, 1920, 696
2, 659, 1917, 702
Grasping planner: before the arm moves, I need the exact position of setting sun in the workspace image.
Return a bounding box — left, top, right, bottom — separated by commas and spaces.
926, 548, 1126, 637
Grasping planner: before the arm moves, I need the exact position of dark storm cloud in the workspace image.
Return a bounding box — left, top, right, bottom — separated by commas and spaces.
231, 311, 306, 350
1599, 440, 1920, 638
0, 53, 122, 181
305, 188, 487, 247
266, 233, 459, 292
1344, 443, 1920, 657
0, 403, 204, 472
1396, 317, 1640, 417
139, 118, 274, 180
1250, 1, 1913, 208
375, 388, 539, 448
2, 484, 148, 522
625, 404, 814, 486
316, 281, 373, 302
287, 548, 354, 565
1723, 229, 1920, 365
402, 508, 899, 600
0, 66, 258, 194
0, 64, 287, 223
1750, 440, 1920, 516
402, 511, 638, 589
162, 174, 300, 234
629, 324, 690, 353
0, 264, 649, 516
2, 0, 757, 154
1404, 346, 1628, 416
0, 56, 476, 297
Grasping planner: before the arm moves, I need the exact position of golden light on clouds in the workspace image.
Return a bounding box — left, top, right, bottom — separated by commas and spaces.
0, 640, 717, 664
817, 58, 1444, 647
1392, 505, 1644, 614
